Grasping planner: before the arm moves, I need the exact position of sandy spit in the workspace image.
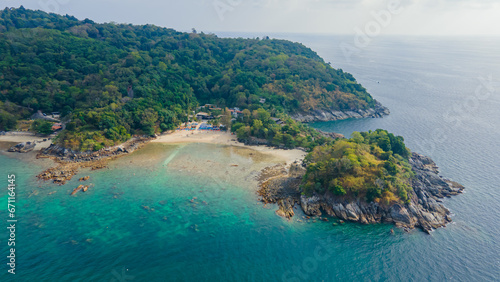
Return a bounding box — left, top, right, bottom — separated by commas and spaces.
152, 130, 307, 165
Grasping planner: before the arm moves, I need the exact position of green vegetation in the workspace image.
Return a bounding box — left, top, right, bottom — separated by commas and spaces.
30, 119, 53, 135
0, 7, 376, 151
0, 9, 417, 206
0, 101, 30, 131
302, 130, 414, 205
231, 108, 336, 149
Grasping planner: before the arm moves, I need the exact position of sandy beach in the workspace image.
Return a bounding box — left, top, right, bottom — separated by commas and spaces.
0, 132, 53, 149
0, 130, 306, 172
152, 130, 307, 165
0, 132, 56, 168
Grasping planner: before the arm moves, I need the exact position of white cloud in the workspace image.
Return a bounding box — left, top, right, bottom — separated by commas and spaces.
3, 0, 500, 35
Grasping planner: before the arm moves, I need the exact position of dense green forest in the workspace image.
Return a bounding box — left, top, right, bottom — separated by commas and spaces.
231, 108, 335, 150
0, 7, 376, 151
302, 130, 414, 204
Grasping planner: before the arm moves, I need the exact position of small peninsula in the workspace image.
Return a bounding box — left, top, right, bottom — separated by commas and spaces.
258, 130, 464, 233
0, 7, 385, 150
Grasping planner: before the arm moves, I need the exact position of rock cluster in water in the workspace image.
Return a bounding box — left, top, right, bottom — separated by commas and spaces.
258, 152, 464, 234
37, 136, 151, 162
36, 136, 152, 185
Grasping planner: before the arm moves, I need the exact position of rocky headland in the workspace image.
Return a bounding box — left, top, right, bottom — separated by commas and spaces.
36, 136, 152, 185
258, 152, 464, 234
291, 101, 390, 123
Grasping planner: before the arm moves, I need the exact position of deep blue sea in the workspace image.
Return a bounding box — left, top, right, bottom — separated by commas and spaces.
1, 35, 500, 281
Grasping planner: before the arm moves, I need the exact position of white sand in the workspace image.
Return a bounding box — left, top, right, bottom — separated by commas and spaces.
0, 130, 307, 165
152, 130, 307, 165
0, 132, 53, 149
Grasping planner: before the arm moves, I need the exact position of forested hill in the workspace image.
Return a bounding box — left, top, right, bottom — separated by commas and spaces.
0, 7, 375, 150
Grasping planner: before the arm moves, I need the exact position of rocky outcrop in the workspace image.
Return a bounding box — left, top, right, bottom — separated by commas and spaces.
36, 136, 152, 185
37, 162, 80, 185
291, 101, 390, 123
71, 185, 84, 195
38, 136, 151, 162
316, 130, 345, 140
79, 176, 90, 181
258, 163, 306, 219
259, 152, 464, 234
242, 137, 270, 146
8, 142, 36, 153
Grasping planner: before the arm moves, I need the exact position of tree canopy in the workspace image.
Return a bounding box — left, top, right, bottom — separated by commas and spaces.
0, 7, 376, 151
302, 129, 413, 205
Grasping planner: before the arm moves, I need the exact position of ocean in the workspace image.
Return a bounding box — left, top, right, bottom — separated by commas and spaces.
1, 35, 499, 281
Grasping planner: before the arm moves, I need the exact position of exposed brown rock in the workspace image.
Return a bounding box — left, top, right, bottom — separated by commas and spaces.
36, 136, 152, 185
291, 101, 390, 123
79, 176, 90, 181
258, 162, 306, 220
8, 142, 36, 153
258, 152, 464, 234
71, 185, 84, 195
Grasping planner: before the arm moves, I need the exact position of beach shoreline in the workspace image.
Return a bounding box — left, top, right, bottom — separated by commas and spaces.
0, 132, 54, 149
152, 130, 307, 165
1, 130, 307, 185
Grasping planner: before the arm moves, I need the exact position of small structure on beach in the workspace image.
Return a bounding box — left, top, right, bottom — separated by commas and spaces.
199, 104, 218, 110
31, 110, 59, 122
52, 123, 63, 131
127, 85, 134, 98
229, 108, 243, 117
196, 112, 210, 120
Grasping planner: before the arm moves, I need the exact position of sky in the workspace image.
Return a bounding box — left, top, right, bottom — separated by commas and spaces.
2, 0, 500, 36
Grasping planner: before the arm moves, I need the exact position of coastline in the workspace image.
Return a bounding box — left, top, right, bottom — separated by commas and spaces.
1, 129, 463, 234
0, 132, 53, 149
291, 100, 390, 123
1, 130, 306, 185
152, 130, 306, 166
257, 152, 464, 234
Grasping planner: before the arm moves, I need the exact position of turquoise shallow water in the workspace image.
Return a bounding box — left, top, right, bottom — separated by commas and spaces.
2, 36, 500, 281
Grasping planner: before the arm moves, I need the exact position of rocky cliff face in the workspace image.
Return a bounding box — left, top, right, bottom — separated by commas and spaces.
316, 130, 345, 140
291, 101, 390, 123
259, 152, 464, 234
